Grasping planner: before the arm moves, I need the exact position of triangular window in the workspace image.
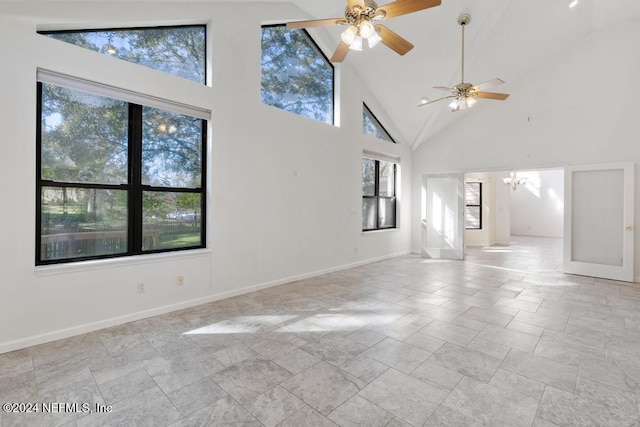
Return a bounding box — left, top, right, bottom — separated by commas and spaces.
40, 25, 206, 84
363, 103, 395, 143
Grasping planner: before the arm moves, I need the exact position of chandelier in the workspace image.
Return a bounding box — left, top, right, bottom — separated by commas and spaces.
503, 172, 527, 190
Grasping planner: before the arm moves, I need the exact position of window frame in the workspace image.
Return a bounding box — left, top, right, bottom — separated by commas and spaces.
362, 103, 396, 143
363, 158, 397, 232
260, 23, 335, 125
38, 24, 208, 85
465, 181, 482, 230
36, 82, 208, 265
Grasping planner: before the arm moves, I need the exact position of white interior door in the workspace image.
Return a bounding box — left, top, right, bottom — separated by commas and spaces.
564, 162, 634, 282
421, 174, 464, 260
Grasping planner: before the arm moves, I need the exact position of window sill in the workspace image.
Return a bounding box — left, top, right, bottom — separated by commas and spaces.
34, 248, 211, 277
362, 228, 399, 235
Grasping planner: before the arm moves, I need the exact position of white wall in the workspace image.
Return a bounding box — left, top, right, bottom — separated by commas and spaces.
412, 18, 640, 274
0, 2, 412, 353
510, 169, 564, 238
494, 171, 511, 245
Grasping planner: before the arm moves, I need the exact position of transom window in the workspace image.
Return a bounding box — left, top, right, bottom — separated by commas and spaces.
363, 103, 395, 143
261, 24, 334, 124
37, 81, 207, 265
362, 157, 397, 231
465, 182, 482, 230
39, 25, 206, 84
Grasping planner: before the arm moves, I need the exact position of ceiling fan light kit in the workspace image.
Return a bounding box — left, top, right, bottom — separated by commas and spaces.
420, 13, 510, 112
286, 0, 442, 62
449, 95, 476, 111
350, 34, 364, 51
367, 31, 383, 48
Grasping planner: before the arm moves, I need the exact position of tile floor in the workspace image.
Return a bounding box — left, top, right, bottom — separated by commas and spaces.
3, 236, 640, 426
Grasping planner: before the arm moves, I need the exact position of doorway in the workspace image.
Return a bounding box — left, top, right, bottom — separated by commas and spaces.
421, 173, 464, 260
463, 169, 565, 249
422, 163, 634, 282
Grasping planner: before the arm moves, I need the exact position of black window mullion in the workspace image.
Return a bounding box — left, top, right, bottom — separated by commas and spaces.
39, 181, 127, 191
391, 164, 397, 228
35, 82, 43, 265
200, 120, 208, 249
129, 104, 143, 254
141, 186, 202, 193
393, 163, 398, 199
375, 160, 380, 230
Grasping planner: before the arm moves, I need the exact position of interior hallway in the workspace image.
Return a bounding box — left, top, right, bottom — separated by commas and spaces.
2, 236, 640, 426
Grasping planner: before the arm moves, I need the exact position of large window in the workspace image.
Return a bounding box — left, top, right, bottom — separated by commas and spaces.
40, 25, 206, 84
465, 182, 482, 230
362, 158, 397, 231
363, 103, 395, 143
261, 24, 334, 124
37, 81, 207, 264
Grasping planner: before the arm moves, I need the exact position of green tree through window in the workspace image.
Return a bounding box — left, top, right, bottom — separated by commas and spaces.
38, 83, 207, 264
363, 103, 395, 143
37, 25, 207, 264
261, 25, 334, 124
41, 26, 206, 84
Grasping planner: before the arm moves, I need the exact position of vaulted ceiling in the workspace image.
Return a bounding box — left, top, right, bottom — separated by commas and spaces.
267, 0, 640, 150
3, 0, 638, 150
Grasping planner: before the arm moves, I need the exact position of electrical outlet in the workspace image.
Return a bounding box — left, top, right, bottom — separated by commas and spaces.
177, 275, 184, 286
137, 283, 145, 293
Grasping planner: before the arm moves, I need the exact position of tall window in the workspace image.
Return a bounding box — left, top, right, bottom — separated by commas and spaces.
465, 182, 482, 230
261, 24, 334, 124
363, 103, 395, 143
40, 25, 206, 84
37, 81, 207, 265
362, 158, 397, 231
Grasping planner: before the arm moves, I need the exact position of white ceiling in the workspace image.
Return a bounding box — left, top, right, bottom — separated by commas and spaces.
276, 0, 640, 149
3, 0, 639, 149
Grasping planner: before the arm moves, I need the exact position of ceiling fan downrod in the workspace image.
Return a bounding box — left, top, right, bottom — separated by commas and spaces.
458, 14, 471, 85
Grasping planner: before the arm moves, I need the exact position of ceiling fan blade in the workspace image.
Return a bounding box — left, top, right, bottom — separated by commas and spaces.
286, 18, 342, 30
348, 0, 366, 9
378, 0, 441, 19
472, 78, 505, 92
331, 41, 350, 63
475, 91, 510, 100
376, 25, 414, 55
418, 95, 456, 107
433, 86, 454, 92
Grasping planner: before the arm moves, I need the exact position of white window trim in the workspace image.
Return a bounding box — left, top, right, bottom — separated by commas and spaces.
37, 68, 211, 120
363, 150, 401, 164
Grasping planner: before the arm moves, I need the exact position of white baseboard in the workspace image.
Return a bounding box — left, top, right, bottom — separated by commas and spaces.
0, 250, 411, 354
510, 233, 563, 239
250, 249, 413, 292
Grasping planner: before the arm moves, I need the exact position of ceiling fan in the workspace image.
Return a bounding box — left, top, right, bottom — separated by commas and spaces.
420, 14, 509, 111
286, 0, 441, 63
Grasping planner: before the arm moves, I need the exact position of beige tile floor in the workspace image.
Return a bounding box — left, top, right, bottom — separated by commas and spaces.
2, 236, 640, 426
